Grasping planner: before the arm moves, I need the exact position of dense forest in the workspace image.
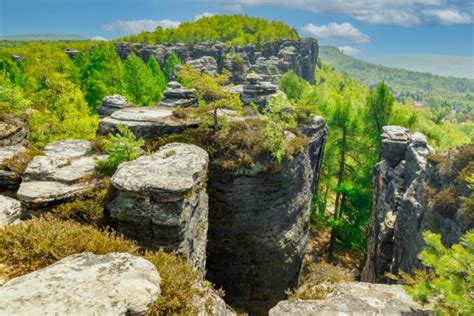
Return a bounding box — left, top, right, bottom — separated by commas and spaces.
0, 15, 472, 313
319, 46, 474, 122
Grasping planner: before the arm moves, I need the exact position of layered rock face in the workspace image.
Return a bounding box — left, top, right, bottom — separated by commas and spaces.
16, 140, 100, 210
206, 119, 327, 314
0, 195, 22, 228
115, 38, 318, 84
158, 81, 198, 108
0, 253, 161, 315
269, 282, 429, 315
97, 106, 198, 139
107, 143, 209, 275
97, 94, 133, 117
0, 120, 29, 191
362, 126, 473, 283
241, 73, 278, 111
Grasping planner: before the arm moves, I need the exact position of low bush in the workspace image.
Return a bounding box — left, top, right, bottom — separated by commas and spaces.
0, 216, 207, 315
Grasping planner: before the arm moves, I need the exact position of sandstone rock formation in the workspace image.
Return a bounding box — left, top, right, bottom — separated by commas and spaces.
158, 81, 198, 108
97, 94, 133, 117
0, 144, 26, 191
186, 56, 218, 76
0, 121, 28, 147
206, 118, 327, 314
241, 73, 278, 111
114, 38, 318, 84
0, 195, 22, 228
0, 253, 161, 315
98, 106, 198, 139
362, 126, 473, 283
63, 48, 80, 60
269, 282, 429, 315
16, 139, 100, 210
107, 143, 209, 275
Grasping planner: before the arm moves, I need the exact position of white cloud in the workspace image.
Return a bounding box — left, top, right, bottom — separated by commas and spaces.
423, 9, 472, 24
91, 36, 107, 41
102, 19, 181, 34
222, 0, 473, 26
338, 46, 362, 56
194, 12, 215, 21
302, 22, 370, 43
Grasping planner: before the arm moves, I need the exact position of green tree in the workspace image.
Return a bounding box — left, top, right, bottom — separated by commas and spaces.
147, 55, 166, 93
402, 231, 474, 315
280, 71, 306, 100
123, 54, 161, 106
0, 72, 30, 116
365, 81, 394, 152
163, 53, 181, 80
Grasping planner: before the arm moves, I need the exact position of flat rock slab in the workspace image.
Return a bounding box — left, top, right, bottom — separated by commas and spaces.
0, 145, 26, 190
112, 143, 209, 200
98, 106, 198, 139
16, 139, 99, 208
0, 195, 22, 228
0, 252, 161, 315
269, 282, 430, 316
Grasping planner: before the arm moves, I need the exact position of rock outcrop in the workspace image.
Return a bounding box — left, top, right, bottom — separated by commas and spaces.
63, 48, 80, 60
0, 195, 22, 228
0, 253, 161, 315
158, 81, 198, 108
241, 73, 278, 111
185, 56, 218, 76
0, 144, 26, 191
0, 121, 28, 147
115, 38, 318, 84
269, 282, 429, 315
97, 94, 133, 117
107, 143, 209, 275
362, 126, 473, 283
16, 140, 100, 210
206, 119, 327, 314
98, 106, 198, 139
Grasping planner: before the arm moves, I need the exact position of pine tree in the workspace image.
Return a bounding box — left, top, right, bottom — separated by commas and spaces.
147, 55, 166, 93
365, 81, 394, 152
163, 53, 181, 80
123, 54, 161, 106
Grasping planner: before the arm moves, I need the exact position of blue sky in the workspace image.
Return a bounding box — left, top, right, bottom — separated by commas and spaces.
1, 0, 473, 76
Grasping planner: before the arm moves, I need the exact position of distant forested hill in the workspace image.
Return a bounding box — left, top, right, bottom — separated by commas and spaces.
319, 46, 474, 121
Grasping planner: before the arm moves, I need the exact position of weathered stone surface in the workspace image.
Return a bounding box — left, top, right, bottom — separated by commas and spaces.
97, 94, 133, 117
269, 282, 429, 316
0, 195, 22, 228
0, 121, 28, 147
114, 38, 318, 84
16, 140, 99, 208
0, 144, 26, 191
63, 48, 80, 60
98, 106, 198, 139
0, 253, 161, 315
108, 143, 209, 275
362, 127, 473, 283
241, 73, 278, 111
158, 81, 198, 108
206, 117, 327, 314
186, 56, 218, 76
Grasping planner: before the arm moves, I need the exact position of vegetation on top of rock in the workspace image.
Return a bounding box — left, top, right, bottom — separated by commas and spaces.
121, 15, 299, 45
96, 124, 145, 176
399, 230, 474, 315
0, 215, 209, 315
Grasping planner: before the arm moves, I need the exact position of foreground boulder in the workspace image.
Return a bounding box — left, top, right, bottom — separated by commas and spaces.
269, 282, 429, 315
0, 252, 161, 315
108, 143, 209, 275
16, 140, 100, 210
98, 106, 198, 139
206, 118, 327, 314
362, 126, 473, 283
0, 195, 22, 228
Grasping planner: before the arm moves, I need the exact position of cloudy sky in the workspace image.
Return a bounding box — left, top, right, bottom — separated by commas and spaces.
1, 0, 473, 77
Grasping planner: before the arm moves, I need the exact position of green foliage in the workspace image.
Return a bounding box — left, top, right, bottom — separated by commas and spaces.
402, 231, 474, 315
177, 65, 242, 129
163, 52, 181, 80
147, 55, 166, 93
319, 46, 474, 122
280, 71, 306, 100
123, 54, 161, 105
365, 81, 394, 149
0, 73, 30, 115
121, 14, 299, 46
28, 73, 98, 147
0, 147, 44, 178
96, 125, 144, 176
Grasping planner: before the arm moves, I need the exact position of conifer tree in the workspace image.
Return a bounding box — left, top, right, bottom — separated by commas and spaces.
147, 55, 166, 93
163, 53, 181, 80
123, 54, 161, 106
365, 81, 394, 152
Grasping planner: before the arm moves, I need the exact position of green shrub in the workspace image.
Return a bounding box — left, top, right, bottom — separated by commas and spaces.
96, 125, 144, 176
0, 147, 44, 178
401, 231, 474, 315
0, 216, 207, 315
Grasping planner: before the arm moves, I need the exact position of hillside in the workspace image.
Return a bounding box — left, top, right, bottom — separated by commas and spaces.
319, 46, 474, 120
